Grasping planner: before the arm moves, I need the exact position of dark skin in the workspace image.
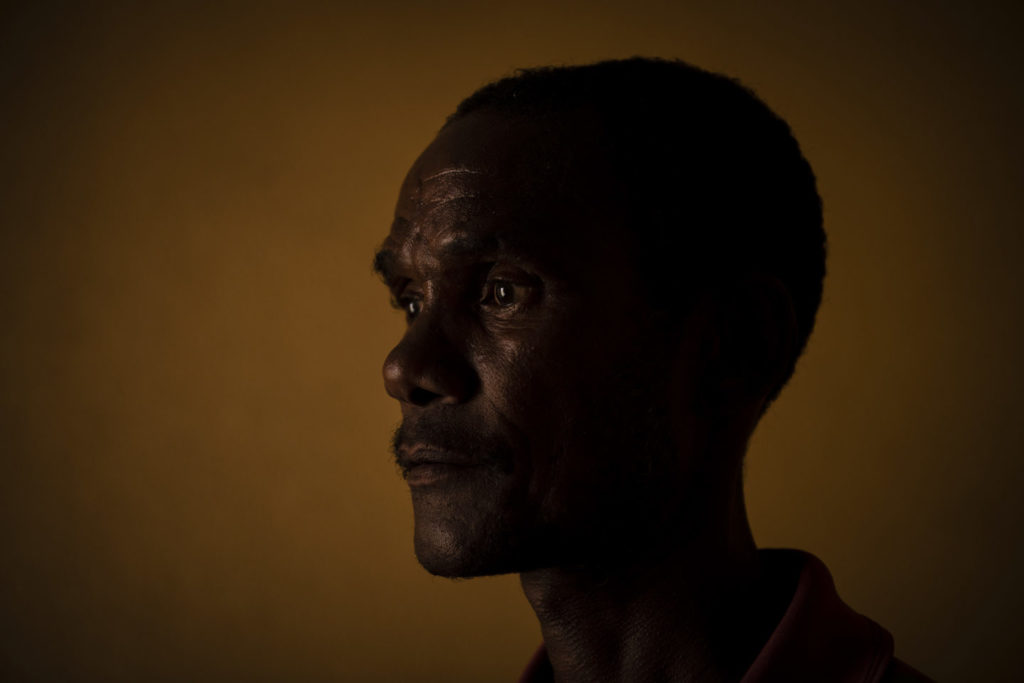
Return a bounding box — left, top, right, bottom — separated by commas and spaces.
376, 109, 800, 682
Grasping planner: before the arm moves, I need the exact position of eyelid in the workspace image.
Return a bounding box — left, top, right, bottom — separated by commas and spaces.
479, 275, 541, 310
390, 293, 415, 309
389, 279, 423, 320
386, 276, 411, 297
483, 262, 541, 284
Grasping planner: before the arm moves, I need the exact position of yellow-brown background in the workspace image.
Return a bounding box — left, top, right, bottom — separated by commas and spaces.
2, 1, 1021, 681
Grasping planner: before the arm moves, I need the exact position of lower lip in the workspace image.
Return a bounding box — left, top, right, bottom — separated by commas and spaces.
405, 463, 477, 486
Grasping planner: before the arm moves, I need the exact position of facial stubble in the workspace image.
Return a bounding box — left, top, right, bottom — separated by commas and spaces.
392, 334, 685, 578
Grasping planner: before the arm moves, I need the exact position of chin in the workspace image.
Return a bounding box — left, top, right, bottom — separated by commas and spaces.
410, 495, 554, 578
407, 481, 636, 577
412, 521, 518, 578
414, 545, 489, 578
407, 467, 539, 577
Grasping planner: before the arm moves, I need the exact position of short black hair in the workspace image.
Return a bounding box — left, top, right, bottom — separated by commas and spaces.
447, 57, 826, 400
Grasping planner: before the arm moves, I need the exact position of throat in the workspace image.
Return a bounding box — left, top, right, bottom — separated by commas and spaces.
518, 541, 795, 683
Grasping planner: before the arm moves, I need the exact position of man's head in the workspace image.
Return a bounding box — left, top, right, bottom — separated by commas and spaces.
375, 58, 825, 578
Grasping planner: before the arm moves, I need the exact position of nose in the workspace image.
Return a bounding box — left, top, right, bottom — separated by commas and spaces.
382, 316, 478, 407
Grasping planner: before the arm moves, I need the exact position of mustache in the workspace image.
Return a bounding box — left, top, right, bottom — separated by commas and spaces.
391, 413, 516, 474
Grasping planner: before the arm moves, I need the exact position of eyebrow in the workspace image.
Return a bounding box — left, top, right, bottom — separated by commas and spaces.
372, 248, 398, 284
372, 232, 509, 286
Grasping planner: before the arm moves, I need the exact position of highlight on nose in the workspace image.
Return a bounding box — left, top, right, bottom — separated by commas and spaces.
382, 348, 443, 406
382, 331, 478, 406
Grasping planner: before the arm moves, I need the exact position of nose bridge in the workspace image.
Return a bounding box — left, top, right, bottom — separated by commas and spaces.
382, 305, 477, 406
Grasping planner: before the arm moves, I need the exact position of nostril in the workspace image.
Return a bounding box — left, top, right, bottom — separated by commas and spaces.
409, 387, 442, 407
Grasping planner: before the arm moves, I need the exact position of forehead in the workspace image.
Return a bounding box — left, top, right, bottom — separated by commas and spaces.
383, 110, 626, 273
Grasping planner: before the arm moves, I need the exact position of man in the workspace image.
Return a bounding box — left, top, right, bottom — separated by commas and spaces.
374, 58, 931, 682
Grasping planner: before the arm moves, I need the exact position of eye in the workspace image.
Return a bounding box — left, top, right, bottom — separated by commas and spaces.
494, 281, 516, 306
483, 280, 520, 308
391, 294, 422, 321
404, 298, 422, 317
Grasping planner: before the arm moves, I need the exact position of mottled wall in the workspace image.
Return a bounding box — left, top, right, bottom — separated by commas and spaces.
2, 2, 1021, 680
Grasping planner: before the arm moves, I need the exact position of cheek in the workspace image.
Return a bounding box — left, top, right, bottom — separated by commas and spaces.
476, 334, 553, 433
484, 326, 582, 420
472, 326, 584, 485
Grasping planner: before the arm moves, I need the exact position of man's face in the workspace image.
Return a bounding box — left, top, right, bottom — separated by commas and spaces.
377, 110, 690, 577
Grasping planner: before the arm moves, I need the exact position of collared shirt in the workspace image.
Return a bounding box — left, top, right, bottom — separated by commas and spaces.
518, 550, 932, 682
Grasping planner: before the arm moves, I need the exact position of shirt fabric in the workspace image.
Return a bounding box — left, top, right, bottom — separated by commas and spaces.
517, 549, 933, 682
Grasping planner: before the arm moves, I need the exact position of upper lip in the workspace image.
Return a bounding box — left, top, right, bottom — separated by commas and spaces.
399, 443, 477, 468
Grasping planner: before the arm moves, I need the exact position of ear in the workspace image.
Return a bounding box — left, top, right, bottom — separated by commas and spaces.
702, 274, 799, 413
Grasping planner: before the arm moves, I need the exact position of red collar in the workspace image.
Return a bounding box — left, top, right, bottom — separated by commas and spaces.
740, 550, 893, 682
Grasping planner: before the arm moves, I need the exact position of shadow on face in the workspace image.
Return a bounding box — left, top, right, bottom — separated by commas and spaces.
376, 107, 796, 576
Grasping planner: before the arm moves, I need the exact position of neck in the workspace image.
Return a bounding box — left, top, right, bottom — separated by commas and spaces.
519, 481, 787, 683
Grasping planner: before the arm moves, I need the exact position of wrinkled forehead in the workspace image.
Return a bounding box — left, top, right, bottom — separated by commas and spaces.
389, 109, 625, 258
398, 111, 564, 212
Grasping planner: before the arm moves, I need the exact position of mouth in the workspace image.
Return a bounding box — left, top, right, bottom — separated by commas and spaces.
398, 445, 482, 486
